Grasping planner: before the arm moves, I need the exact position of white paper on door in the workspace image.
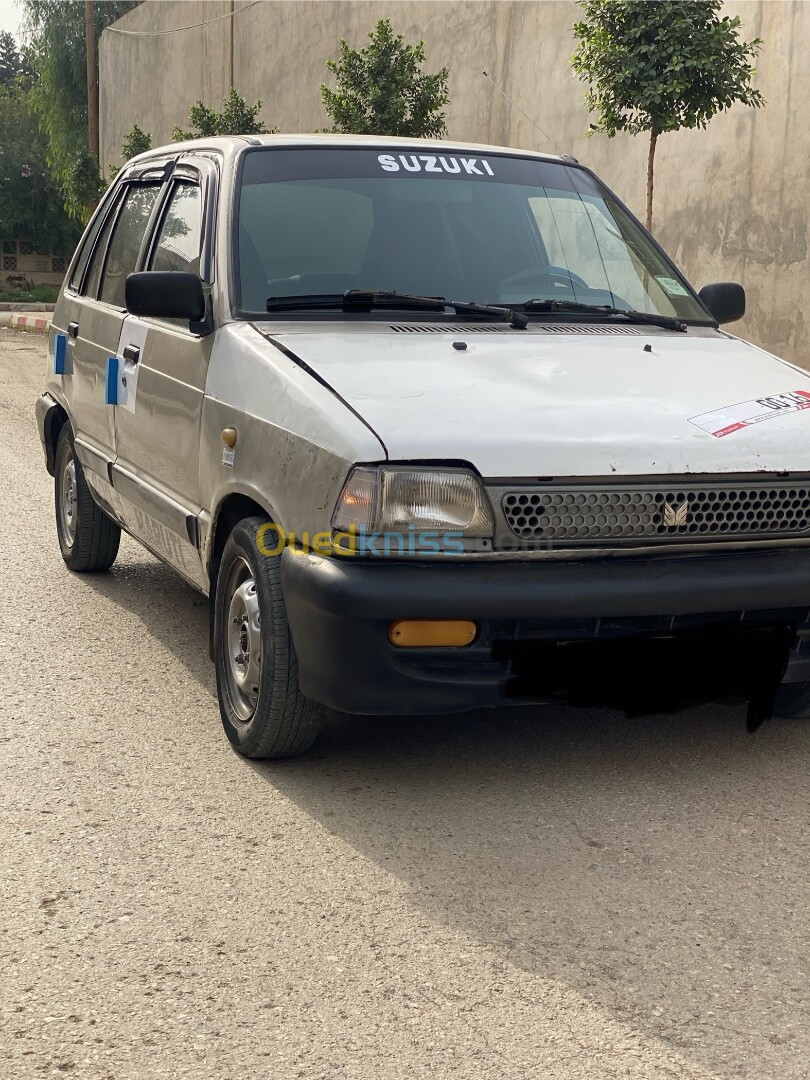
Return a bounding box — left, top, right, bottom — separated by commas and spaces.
115, 318, 150, 414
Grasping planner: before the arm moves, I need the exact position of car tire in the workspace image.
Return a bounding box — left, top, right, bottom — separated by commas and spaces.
773, 681, 810, 720
54, 425, 120, 572
214, 516, 320, 759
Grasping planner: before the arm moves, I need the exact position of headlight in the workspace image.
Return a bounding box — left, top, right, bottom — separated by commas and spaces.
332, 466, 494, 537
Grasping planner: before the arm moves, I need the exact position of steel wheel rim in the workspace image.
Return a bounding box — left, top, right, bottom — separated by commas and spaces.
59, 456, 78, 547
223, 556, 262, 722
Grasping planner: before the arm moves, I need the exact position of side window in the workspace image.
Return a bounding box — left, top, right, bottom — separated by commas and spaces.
82, 197, 122, 300
149, 182, 203, 275
98, 182, 162, 308
69, 199, 110, 292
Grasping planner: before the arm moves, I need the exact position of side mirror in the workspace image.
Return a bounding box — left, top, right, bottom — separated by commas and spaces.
125, 271, 206, 321
698, 282, 745, 325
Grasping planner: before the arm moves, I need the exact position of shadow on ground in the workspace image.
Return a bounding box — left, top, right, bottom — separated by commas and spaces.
88, 550, 810, 1079
89, 552, 215, 693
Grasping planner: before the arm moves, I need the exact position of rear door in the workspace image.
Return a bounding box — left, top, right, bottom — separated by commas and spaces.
111, 157, 218, 588
65, 167, 169, 485
60, 184, 125, 483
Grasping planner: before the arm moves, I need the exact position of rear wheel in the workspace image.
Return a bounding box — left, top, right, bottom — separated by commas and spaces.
54, 426, 120, 572
214, 517, 320, 759
774, 682, 810, 720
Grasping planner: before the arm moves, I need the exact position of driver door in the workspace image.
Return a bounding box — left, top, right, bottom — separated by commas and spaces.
111, 160, 217, 589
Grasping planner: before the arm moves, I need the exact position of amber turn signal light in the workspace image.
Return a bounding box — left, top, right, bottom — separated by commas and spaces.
388, 620, 477, 648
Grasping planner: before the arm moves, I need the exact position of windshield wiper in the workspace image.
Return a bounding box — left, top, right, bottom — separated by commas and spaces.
522, 298, 687, 332
266, 289, 528, 329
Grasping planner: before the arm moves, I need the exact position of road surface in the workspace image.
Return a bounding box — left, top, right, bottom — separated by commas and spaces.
1, 328, 808, 1079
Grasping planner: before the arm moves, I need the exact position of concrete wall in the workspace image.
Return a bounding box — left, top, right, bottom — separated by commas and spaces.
100, 1, 809, 365
2, 240, 67, 287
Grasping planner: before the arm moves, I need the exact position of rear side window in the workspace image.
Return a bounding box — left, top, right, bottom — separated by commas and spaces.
69, 201, 110, 292
83, 199, 121, 300
99, 182, 161, 308
149, 182, 203, 275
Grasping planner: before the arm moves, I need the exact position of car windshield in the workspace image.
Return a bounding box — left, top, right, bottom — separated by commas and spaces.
235, 147, 710, 322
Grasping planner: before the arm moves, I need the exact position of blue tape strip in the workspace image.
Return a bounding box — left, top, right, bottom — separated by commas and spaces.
105, 356, 118, 405
53, 333, 66, 375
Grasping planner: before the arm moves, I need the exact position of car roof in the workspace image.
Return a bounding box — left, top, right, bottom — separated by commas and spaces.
129, 132, 570, 168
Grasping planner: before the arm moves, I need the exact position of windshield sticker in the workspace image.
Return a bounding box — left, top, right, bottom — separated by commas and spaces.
378, 153, 494, 176
655, 276, 689, 297
242, 147, 576, 187
689, 391, 810, 438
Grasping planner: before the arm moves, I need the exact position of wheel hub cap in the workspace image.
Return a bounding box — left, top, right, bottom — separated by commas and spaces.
60, 458, 78, 545
226, 571, 261, 719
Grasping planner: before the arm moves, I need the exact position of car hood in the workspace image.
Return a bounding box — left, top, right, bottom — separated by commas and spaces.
266, 327, 810, 477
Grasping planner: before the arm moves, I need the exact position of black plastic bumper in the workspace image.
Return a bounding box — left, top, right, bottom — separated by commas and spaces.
280, 547, 810, 714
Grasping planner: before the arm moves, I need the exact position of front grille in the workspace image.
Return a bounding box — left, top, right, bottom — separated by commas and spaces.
499, 482, 810, 546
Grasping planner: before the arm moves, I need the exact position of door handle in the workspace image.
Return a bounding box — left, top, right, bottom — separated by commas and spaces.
122, 345, 140, 364
67, 322, 79, 339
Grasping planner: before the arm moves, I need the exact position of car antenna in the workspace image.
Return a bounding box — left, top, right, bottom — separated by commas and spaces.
482, 70, 575, 161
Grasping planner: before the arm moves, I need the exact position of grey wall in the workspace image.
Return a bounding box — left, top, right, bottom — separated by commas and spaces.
100, 0, 810, 365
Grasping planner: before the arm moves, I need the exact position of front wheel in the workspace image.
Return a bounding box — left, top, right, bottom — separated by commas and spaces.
54, 425, 120, 572
774, 682, 810, 720
213, 517, 320, 759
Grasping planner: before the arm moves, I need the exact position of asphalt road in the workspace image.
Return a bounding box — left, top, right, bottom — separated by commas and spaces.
1, 328, 808, 1080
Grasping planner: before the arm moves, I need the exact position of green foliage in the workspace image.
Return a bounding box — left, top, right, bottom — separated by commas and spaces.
108, 123, 152, 179
321, 18, 449, 137
20, 0, 139, 222
0, 282, 59, 303
0, 25, 77, 252
0, 31, 31, 87
171, 87, 273, 140
121, 123, 152, 159
0, 80, 82, 254
571, 0, 764, 138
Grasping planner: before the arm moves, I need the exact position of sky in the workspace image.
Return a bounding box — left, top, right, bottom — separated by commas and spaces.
0, 0, 22, 39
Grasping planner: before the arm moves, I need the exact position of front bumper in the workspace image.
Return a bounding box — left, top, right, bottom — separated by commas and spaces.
280, 546, 810, 714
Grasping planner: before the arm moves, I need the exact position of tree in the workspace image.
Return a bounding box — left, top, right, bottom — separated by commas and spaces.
108, 123, 152, 179
571, 0, 764, 232
0, 25, 79, 254
0, 79, 82, 255
171, 87, 273, 140
0, 31, 31, 87
321, 18, 449, 137
20, 0, 139, 222
120, 122, 152, 160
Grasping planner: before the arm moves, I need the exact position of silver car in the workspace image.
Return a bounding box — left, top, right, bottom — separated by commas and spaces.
37, 135, 810, 758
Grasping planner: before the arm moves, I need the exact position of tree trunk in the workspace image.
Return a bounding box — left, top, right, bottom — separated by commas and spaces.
85, 1, 98, 164
645, 130, 657, 233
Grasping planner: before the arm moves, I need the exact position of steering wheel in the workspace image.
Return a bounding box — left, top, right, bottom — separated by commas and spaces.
497, 266, 590, 295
